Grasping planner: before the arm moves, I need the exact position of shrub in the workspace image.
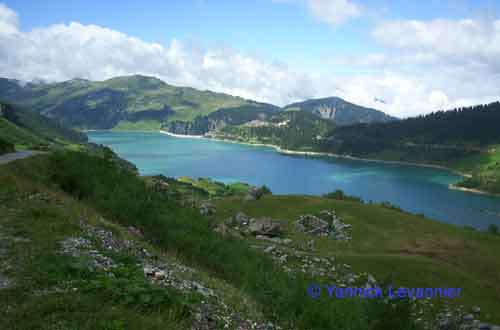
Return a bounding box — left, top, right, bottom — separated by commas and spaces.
0, 137, 14, 155
488, 224, 499, 235
323, 189, 363, 203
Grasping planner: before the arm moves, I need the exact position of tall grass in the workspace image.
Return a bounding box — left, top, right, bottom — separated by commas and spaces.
43, 151, 420, 330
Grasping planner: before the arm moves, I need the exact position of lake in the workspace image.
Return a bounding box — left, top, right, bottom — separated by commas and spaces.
87, 131, 500, 229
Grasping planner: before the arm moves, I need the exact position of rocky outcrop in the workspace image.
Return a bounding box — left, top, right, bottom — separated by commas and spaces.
163, 104, 278, 136
248, 217, 283, 237
223, 212, 283, 238
284, 96, 396, 126
245, 186, 271, 201
296, 210, 352, 241
199, 202, 216, 216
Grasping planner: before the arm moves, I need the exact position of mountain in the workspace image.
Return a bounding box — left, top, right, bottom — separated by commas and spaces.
0, 75, 254, 130
0, 76, 394, 131
164, 103, 281, 135
321, 102, 500, 194
210, 110, 335, 151
284, 97, 397, 126
0, 101, 87, 152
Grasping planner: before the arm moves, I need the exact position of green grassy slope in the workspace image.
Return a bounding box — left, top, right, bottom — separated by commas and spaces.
0, 136, 14, 154
214, 195, 500, 323
0, 165, 193, 330
0, 102, 87, 150
1, 151, 454, 330
0, 76, 252, 129
0, 76, 396, 132
453, 147, 500, 194
1, 151, 498, 328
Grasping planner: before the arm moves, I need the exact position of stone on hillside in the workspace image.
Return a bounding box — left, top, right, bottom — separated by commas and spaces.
264, 246, 275, 253
296, 215, 330, 236
248, 217, 282, 237
154, 270, 166, 279
127, 226, 144, 238
296, 210, 352, 241
192, 281, 215, 297
213, 223, 227, 236
245, 187, 262, 201
244, 186, 270, 201
143, 266, 155, 276
199, 202, 216, 216
226, 212, 249, 226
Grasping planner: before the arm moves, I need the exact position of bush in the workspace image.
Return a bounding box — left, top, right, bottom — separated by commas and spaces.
0, 137, 14, 155
323, 189, 363, 203
488, 224, 499, 235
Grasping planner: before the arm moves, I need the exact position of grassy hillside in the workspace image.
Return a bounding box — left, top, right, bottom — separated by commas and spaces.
0, 137, 14, 154
0, 76, 252, 129
0, 76, 396, 132
453, 147, 500, 194
1, 150, 498, 329
0, 101, 87, 151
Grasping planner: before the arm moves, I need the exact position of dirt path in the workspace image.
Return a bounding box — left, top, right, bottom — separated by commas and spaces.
0, 151, 45, 165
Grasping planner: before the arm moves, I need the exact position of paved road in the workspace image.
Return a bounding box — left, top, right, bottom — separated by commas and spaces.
0, 151, 45, 165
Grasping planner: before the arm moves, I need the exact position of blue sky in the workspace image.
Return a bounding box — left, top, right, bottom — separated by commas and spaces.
1, 0, 500, 117
6, 0, 498, 72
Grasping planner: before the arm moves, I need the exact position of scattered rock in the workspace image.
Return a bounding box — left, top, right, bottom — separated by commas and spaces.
248, 217, 283, 237
226, 212, 249, 226
264, 246, 275, 253
192, 281, 214, 297
199, 202, 216, 216
296, 215, 329, 236
127, 226, 144, 238
296, 210, 352, 241
154, 270, 166, 280
213, 223, 228, 236
143, 266, 155, 276
0, 274, 12, 289
244, 187, 262, 201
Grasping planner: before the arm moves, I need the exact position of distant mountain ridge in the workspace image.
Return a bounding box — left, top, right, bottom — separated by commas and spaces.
0, 75, 394, 131
285, 97, 397, 126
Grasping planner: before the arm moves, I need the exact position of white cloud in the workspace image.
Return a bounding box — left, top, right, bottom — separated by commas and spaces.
0, 3, 18, 34
273, 0, 361, 25
0, 3, 498, 119
372, 18, 500, 72
307, 0, 361, 25
0, 9, 315, 106
327, 17, 500, 116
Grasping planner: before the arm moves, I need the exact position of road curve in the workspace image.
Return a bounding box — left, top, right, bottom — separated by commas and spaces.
0, 151, 46, 165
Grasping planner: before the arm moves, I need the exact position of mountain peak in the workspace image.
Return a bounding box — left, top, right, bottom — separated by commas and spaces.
284, 96, 396, 126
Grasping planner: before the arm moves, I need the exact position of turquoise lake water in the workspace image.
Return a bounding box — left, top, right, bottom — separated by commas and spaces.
87, 131, 500, 229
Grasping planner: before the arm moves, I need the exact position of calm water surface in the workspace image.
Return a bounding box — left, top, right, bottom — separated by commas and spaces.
87, 131, 500, 229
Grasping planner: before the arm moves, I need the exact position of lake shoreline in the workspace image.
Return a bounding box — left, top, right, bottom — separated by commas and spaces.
158, 129, 472, 176
157, 130, 500, 197
87, 129, 494, 197
448, 184, 500, 197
